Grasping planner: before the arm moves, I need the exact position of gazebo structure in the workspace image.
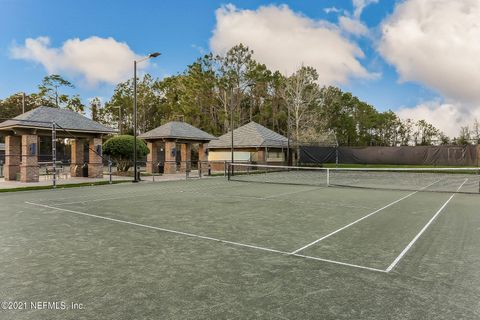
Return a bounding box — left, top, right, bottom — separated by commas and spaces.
139, 121, 216, 174
208, 121, 289, 171
0, 106, 116, 182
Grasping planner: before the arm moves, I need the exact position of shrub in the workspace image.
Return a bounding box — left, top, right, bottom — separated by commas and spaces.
103, 135, 149, 172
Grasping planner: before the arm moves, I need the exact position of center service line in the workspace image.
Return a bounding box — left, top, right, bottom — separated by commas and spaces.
290, 179, 442, 255
385, 178, 468, 272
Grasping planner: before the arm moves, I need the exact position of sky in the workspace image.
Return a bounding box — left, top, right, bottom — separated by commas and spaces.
1, 0, 479, 137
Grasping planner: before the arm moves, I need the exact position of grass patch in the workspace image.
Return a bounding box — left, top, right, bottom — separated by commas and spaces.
0, 180, 130, 193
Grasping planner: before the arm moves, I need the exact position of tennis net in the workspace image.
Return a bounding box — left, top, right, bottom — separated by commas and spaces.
227, 163, 480, 194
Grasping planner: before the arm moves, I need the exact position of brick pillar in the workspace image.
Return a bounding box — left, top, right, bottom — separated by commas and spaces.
70, 139, 84, 177
179, 143, 191, 172
20, 134, 39, 182
4, 135, 21, 181
198, 143, 208, 173
146, 141, 158, 173
88, 137, 103, 178
164, 141, 176, 174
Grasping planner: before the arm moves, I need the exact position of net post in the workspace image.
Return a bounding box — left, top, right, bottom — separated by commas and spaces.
52, 122, 56, 189
227, 163, 231, 181
326, 168, 330, 186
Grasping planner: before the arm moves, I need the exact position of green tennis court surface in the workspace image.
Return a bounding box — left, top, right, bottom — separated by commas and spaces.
0, 177, 479, 319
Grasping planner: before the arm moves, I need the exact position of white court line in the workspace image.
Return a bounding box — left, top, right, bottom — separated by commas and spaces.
24, 201, 385, 273
385, 178, 468, 272
293, 253, 387, 273
290, 179, 443, 255
25, 202, 285, 254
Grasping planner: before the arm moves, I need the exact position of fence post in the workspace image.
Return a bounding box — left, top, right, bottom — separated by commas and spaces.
52, 122, 56, 189
108, 159, 112, 184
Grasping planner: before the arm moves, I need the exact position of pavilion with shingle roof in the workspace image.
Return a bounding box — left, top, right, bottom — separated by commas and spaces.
0, 106, 116, 182
208, 121, 289, 171
139, 121, 216, 174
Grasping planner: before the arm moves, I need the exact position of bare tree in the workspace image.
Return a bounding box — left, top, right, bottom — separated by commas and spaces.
472, 118, 480, 144
282, 66, 320, 162
458, 126, 471, 145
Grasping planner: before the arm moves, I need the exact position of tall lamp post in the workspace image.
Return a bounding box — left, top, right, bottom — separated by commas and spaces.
230, 88, 234, 165
133, 52, 160, 183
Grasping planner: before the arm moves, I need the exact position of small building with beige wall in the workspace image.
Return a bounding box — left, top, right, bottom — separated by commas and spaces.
207, 121, 290, 171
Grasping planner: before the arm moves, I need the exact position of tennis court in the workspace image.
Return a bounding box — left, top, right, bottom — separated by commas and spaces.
1, 166, 479, 319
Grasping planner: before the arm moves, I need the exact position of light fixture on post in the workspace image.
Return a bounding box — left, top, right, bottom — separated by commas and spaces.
133, 52, 161, 183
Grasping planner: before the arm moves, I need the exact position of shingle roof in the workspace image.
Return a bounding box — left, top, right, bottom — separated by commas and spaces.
138, 121, 217, 141
0, 106, 116, 134
208, 121, 288, 149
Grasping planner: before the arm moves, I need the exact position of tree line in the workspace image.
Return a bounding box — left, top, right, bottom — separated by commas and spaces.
1, 44, 479, 146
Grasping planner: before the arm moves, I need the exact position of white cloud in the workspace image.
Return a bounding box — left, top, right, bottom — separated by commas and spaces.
210, 4, 373, 85
379, 0, 480, 136
339, 16, 369, 37
396, 101, 480, 138
324, 7, 341, 14
352, 0, 378, 19
11, 36, 144, 85
379, 0, 480, 104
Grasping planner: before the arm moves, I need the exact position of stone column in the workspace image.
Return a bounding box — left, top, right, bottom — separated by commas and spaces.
146, 141, 158, 173
164, 140, 176, 174
179, 143, 191, 172
4, 135, 21, 181
70, 139, 84, 177
88, 137, 103, 178
20, 134, 39, 182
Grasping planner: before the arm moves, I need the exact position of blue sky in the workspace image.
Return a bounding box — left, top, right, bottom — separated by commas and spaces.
1, 0, 479, 136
